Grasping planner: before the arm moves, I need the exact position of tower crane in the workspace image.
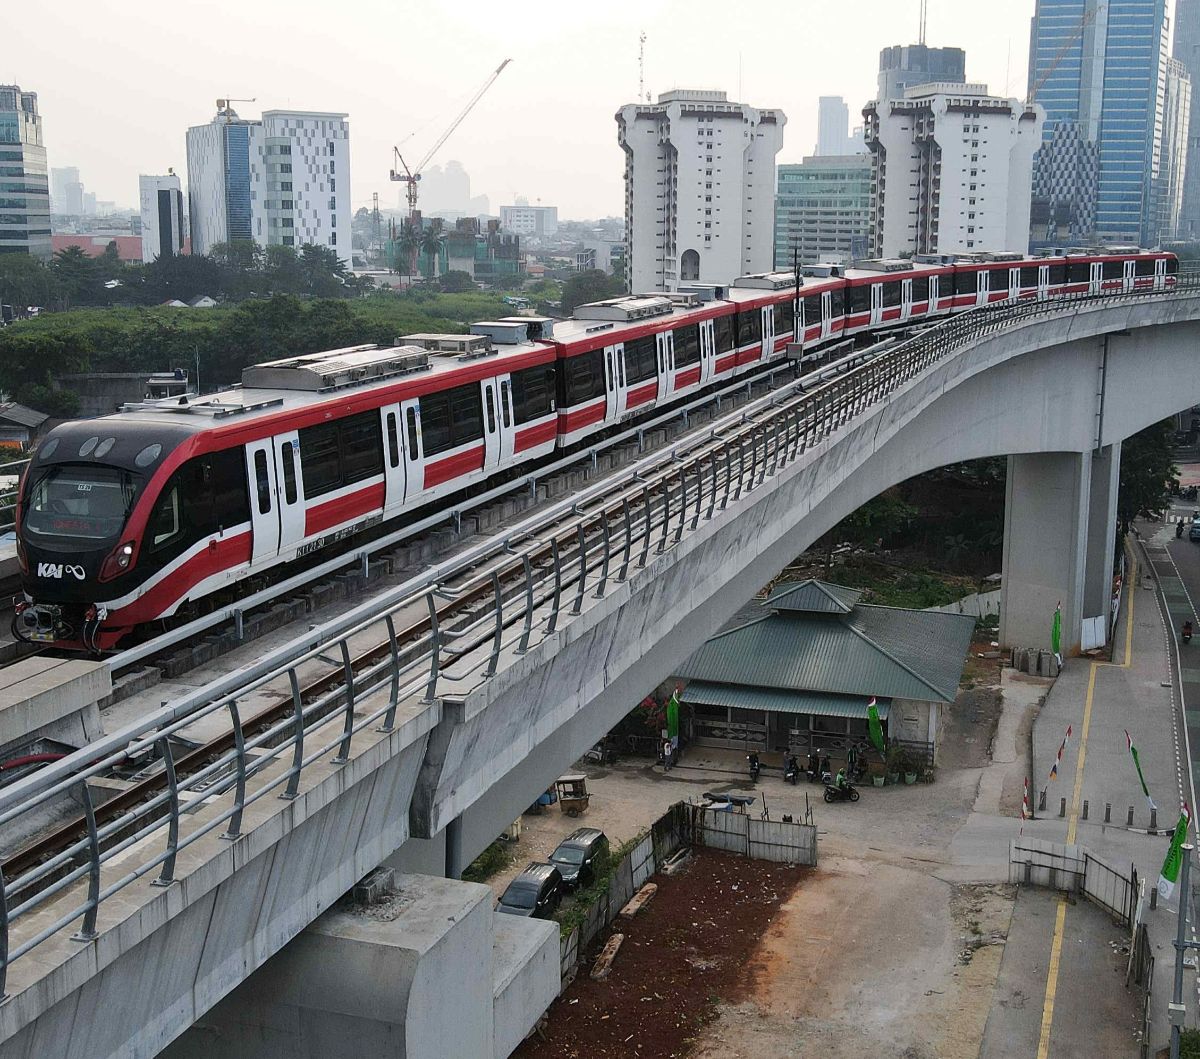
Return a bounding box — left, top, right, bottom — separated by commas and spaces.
390, 59, 512, 225
1027, 3, 1102, 107
215, 97, 256, 123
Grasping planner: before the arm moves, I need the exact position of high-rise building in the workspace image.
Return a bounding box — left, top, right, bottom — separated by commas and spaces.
1174, 0, 1200, 239
774, 156, 871, 267
864, 83, 1044, 258
877, 44, 967, 102
1028, 0, 1169, 247
616, 89, 786, 293
1159, 58, 1192, 242
186, 104, 352, 265
0, 85, 51, 260
499, 202, 558, 238
815, 97, 864, 156
50, 166, 84, 215
139, 173, 186, 262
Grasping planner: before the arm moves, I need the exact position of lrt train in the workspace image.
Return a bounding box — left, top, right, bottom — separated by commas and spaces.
14, 246, 1179, 651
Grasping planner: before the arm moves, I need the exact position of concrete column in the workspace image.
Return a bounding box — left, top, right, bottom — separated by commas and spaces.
1082, 442, 1121, 630
1000, 451, 1091, 654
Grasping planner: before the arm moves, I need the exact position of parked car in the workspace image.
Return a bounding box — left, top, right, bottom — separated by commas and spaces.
1189, 519, 1200, 542
549, 828, 609, 888
496, 862, 565, 918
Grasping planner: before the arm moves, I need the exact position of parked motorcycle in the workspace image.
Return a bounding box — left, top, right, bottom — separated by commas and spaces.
784, 754, 800, 785
1178, 520, 1186, 539
823, 782, 860, 804
747, 752, 761, 783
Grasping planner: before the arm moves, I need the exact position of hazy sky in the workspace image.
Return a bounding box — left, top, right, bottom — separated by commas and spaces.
16, 0, 1045, 219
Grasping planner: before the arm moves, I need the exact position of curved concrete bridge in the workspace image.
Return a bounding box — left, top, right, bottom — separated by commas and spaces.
3, 286, 1199, 1058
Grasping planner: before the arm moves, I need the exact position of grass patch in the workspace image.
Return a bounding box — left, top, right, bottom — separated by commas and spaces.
461, 839, 514, 884
556, 834, 645, 938
820, 558, 975, 609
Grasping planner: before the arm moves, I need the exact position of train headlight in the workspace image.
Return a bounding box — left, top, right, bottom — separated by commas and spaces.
99, 540, 138, 582
116, 543, 133, 568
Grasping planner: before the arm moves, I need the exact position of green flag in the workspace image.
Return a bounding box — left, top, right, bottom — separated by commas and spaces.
1051, 602, 1062, 659
1125, 730, 1156, 811
867, 697, 886, 755
665, 687, 680, 741
1158, 803, 1192, 900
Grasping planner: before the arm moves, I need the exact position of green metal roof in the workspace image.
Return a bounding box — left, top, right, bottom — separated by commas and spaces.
676, 598, 975, 704
682, 680, 891, 719
764, 579, 862, 615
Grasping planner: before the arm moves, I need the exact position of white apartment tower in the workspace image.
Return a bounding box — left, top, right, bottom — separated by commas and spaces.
186, 105, 352, 266
617, 90, 786, 293
139, 173, 185, 262
863, 83, 1043, 258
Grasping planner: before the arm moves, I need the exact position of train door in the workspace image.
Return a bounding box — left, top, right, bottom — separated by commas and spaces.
273, 432, 305, 553
1123, 260, 1136, 293
381, 405, 406, 513
400, 398, 424, 504
1038, 265, 1050, 301
900, 279, 913, 323
497, 376, 516, 463
1089, 262, 1103, 295
870, 283, 883, 327
821, 292, 834, 339
482, 378, 502, 471
699, 319, 716, 385
607, 343, 628, 419
976, 271, 989, 308
245, 439, 280, 565
761, 305, 775, 360
1008, 267, 1020, 302
656, 331, 673, 393
1155, 257, 1168, 291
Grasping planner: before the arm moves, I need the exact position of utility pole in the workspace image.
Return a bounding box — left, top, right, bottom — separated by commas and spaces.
918, 0, 928, 45
1171, 843, 1194, 1059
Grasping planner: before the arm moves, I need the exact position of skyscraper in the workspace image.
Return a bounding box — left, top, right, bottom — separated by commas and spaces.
51, 166, 84, 215
617, 89, 786, 293
1174, 0, 1200, 239
1028, 0, 1169, 247
774, 156, 871, 266
139, 173, 186, 262
1159, 58, 1192, 242
877, 44, 967, 102
0, 85, 51, 260
186, 103, 352, 265
815, 97, 863, 156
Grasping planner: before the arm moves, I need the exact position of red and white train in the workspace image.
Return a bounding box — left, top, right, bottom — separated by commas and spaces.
14, 247, 1178, 650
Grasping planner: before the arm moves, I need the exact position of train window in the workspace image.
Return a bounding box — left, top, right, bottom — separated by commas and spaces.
406, 407, 419, 458
299, 422, 341, 496
24, 465, 137, 542
1067, 260, 1091, 284
253, 450, 271, 514
448, 384, 484, 449
1168, 257, 1179, 274
830, 289, 844, 317
954, 271, 978, 296
151, 485, 184, 549
882, 282, 901, 308
209, 449, 249, 528
912, 277, 929, 302
673, 325, 700, 367
340, 412, 384, 485
418, 392, 452, 456
987, 269, 1008, 292
500, 381, 511, 428
1049, 265, 1068, 285
1020, 267, 1040, 288
386, 412, 400, 467
1135, 259, 1155, 277
714, 315, 735, 353
281, 441, 298, 504
559, 349, 605, 406
1102, 260, 1124, 280
511, 364, 556, 424
736, 310, 762, 345
774, 300, 794, 334
484, 386, 496, 434
802, 294, 821, 325
847, 284, 872, 313
623, 335, 657, 384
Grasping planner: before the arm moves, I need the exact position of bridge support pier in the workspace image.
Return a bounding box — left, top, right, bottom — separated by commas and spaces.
1000, 445, 1120, 655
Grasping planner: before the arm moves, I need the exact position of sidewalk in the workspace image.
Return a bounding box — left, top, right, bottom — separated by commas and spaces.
993, 532, 1193, 1057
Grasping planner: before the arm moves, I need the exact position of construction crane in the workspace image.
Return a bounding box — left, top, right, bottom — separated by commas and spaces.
1027, 3, 1102, 107
390, 58, 512, 226
215, 97, 256, 123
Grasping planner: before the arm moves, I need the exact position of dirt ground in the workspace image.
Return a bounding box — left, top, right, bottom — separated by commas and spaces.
514, 850, 809, 1059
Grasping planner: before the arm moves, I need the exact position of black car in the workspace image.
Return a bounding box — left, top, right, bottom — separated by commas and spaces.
548, 827, 609, 888
497, 862, 565, 918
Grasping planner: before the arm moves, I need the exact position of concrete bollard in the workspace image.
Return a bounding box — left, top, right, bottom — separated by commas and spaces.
1059, 797, 1067, 818
1127, 806, 1135, 826
1082, 800, 1089, 820
1105, 802, 1112, 823
1151, 808, 1158, 832
1151, 887, 1159, 911
1025, 859, 1033, 884
1039, 789, 1047, 811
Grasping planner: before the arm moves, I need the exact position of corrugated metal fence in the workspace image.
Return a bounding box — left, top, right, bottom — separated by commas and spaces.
558, 802, 817, 986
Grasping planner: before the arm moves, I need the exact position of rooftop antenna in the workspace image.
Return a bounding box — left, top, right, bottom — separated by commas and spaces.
919, 0, 928, 45
638, 32, 648, 103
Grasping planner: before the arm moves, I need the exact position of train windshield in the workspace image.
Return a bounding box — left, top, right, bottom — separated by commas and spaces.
23, 465, 140, 543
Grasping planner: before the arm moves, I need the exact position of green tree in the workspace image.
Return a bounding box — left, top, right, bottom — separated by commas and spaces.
438, 269, 476, 293
419, 225, 445, 281
1118, 418, 1179, 532
139, 252, 225, 304
14, 382, 80, 418
561, 269, 624, 314
393, 221, 420, 276
0, 254, 62, 311
50, 245, 102, 308
299, 243, 349, 297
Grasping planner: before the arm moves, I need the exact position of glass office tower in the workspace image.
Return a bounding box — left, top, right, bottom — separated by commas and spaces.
0, 85, 51, 260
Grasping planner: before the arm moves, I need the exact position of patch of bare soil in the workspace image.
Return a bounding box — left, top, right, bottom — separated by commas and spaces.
514, 850, 808, 1059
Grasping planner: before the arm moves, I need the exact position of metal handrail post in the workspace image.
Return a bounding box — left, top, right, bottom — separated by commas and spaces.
71, 782, 101, 941
486, 570, 504, 676
378, 614, 401, 731
422, 590, 441, 702
596, 518, 612, 598
572, 525, 588, 615
152, 736, 180, 886
332, 639, 355, 763
639, 487, 652, 567
618, 497, 633, 581
517, 555, 535, 653
221, 700, 246, 840
547, 538, 563, 635
283, 669, 305, 799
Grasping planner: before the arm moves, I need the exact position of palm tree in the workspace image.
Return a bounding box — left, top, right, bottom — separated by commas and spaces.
419, 224, 445, 282
394, 221, 420, 277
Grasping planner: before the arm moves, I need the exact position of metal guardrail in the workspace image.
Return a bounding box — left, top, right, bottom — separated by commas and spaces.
1, 277, 1198, 1001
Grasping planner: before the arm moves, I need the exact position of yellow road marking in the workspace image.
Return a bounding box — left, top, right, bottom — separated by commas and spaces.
1036, 898, 1069, 1059
1037, 554, 1138, 1054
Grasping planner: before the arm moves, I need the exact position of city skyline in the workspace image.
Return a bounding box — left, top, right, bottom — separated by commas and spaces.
12, 0, 1043, 220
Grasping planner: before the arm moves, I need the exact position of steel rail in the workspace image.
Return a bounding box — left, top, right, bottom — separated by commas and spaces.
0, 279, 1197, 999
